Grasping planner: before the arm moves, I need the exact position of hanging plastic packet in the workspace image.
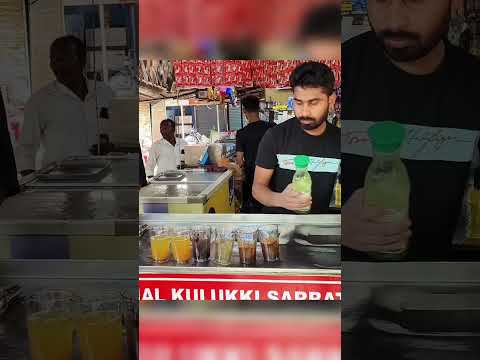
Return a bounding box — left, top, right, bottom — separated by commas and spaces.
329, 166, 341, 210
464, 167, 480, 244
466, 167, 480, 240
454, 136, 480, 245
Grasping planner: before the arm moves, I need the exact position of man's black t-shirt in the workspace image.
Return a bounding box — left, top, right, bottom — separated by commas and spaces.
236, 120, 275, 179
256, 118, 340, 214
0, 92, 19, 201
342, 31, 480, 260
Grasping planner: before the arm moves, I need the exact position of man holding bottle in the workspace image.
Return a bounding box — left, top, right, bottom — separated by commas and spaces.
252, 61, 340, 214
342, 0, 480, 260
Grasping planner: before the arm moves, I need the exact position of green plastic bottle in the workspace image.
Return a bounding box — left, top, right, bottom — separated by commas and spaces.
292, 155, 312, 214
364, 121, 410, 259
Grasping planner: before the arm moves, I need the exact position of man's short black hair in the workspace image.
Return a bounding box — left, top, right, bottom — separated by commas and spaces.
161, 118, 175, 128
50, 35, 87, 66
241, 95, 260, 112
289, 61, 335, 95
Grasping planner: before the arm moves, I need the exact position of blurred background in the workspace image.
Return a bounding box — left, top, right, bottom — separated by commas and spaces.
140, 302, 340, 360
139, 0, 341, 59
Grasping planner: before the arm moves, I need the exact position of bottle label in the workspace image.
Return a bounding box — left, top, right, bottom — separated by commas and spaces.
277, 154, 340, 173
342, 120, 477, 162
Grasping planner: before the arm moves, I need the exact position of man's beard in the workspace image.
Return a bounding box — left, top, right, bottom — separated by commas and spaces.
370, 17, 449, 62
298, 113, 328, 130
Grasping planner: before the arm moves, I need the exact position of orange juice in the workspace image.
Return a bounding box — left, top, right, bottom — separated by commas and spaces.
171, 236, 192, 264
28, 311, 74, 360
79, 311, 123, 360
150, 235, 170, 262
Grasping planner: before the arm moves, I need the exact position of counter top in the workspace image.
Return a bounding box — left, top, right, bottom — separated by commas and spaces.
139, 170, 233, 204
140, 213, 341, 273
149, 169, 224, 184
141, 213, 341, 229
140, 241, 340, 275
0, 188, 137, 235
23, 156, 139, 189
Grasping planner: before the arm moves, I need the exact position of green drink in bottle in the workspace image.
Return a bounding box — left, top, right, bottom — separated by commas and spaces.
292, 155, 312, 214
364, 121, 410, 260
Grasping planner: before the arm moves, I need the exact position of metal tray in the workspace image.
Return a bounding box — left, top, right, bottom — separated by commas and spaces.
37, 159, 111, 181
150, 171, 185, 182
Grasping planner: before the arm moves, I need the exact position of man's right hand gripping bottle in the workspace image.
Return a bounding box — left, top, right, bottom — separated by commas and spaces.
292, 155, 312, 214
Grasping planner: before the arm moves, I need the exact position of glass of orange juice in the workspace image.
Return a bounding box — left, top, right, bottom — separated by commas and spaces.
78, 294, 124, 360
150, 227, 172, 263
26, 290, 76, 360
171, 227, 193, 264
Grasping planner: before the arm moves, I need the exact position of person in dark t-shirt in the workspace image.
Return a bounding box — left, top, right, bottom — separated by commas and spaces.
235, 95, 275, 213
342, 0, 480, 260
253, 61, 340, 214
0, 91, 20, 204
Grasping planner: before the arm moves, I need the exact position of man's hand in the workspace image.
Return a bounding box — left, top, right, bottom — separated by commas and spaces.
253, 166, 311, 212
343, 188, 411, 253
277, 184, 312, 212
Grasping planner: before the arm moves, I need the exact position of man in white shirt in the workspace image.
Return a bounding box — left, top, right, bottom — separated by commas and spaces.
145, 119, 187, 178
17, 35, 113, 175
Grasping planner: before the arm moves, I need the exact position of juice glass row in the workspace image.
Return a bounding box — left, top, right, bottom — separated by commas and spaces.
149, 224, 280, 266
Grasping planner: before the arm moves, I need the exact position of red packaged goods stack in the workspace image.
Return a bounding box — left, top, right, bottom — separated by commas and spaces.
173, 59, 341, 89
322, 60, 341, 88
238, 60, 253, 87
211, 60, 226, 87
251, 60, 278, 88
250, 60, 264, 88
173, 60, 211, 88
276, 60, 302, 88
210, 60, 253, 87
265, 60, 279, 88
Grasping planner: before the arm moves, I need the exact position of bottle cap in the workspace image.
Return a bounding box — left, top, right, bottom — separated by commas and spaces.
368, 121, 406, 153
294, 155, 310, 169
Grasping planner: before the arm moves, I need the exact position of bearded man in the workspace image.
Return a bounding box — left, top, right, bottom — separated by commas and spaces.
342, 0, 480, 260
253, 61, 340, 214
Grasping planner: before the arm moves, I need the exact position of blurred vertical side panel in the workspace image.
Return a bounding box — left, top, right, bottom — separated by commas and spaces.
0, 0, 140, 359
342, 0, 480, 359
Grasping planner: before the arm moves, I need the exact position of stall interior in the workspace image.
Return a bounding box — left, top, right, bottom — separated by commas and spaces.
139, 59, 342, 213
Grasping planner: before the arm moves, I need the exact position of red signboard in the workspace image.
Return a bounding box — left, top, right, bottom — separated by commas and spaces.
140, 316, 341, 360
139, 273, 341, 301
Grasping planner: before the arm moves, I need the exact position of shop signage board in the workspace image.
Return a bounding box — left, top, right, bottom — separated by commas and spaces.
139, 273, 341, 301
140, 316, 341, 360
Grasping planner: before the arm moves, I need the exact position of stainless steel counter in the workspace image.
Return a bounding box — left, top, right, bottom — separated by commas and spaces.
139, 239, 341, 275
141, 213, 340, 228
139, 170, 233, 204
149, 169, 224, 184
1, 156, 138, 237
23, 156, 139, 189
0, 189, 137, 235
342, 262, 480, 359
